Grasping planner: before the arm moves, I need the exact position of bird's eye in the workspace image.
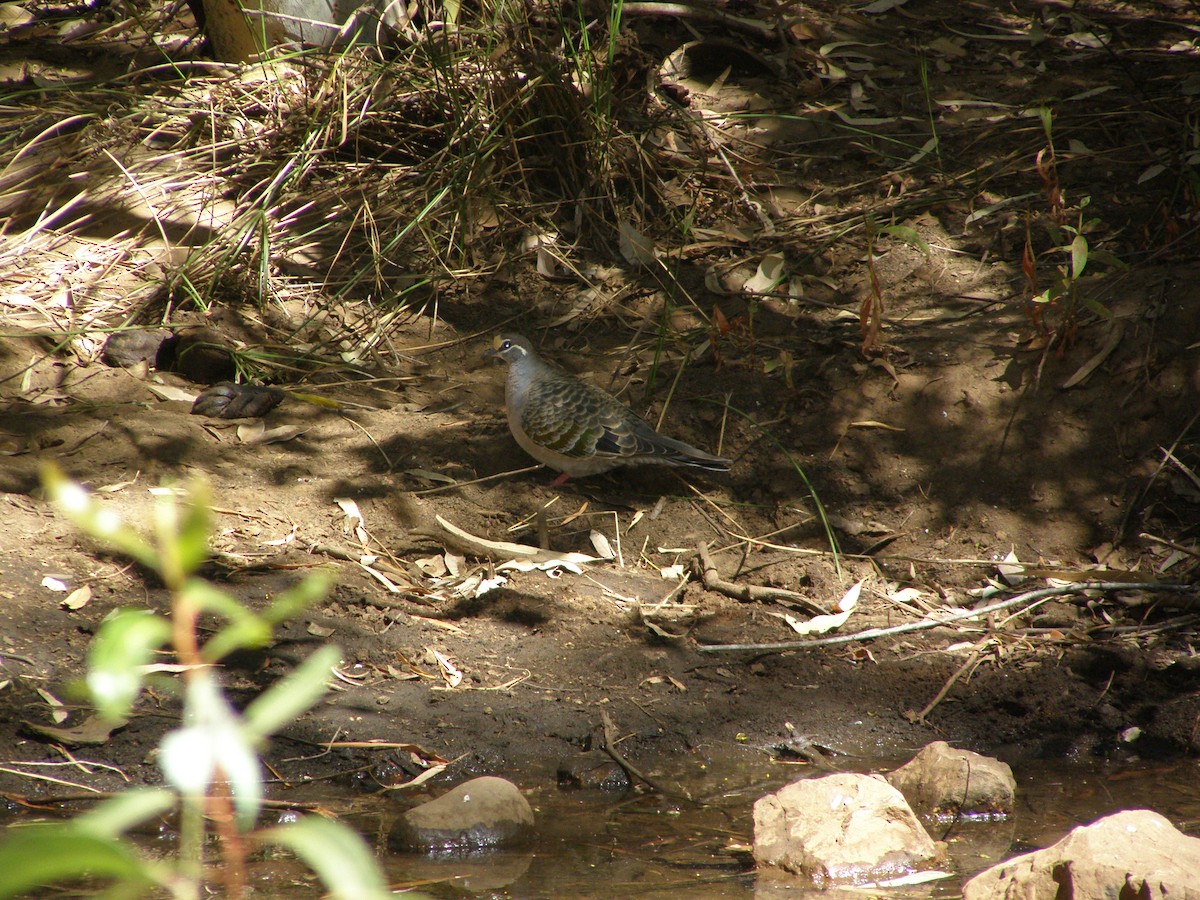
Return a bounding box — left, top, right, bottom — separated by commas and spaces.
500, 340, 513, 351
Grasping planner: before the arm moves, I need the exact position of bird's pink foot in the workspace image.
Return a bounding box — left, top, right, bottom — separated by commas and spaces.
548, 471, 572, 488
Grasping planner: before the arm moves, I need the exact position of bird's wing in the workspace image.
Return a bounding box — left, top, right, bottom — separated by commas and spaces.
520, 372, 626, 461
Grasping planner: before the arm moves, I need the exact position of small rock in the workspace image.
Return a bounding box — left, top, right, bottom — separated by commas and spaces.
389, 776, 534, 853
101, 329, 170, 368
963, 809, 1200, 899
886, 741, 1015, 821
753, 772, 944, 887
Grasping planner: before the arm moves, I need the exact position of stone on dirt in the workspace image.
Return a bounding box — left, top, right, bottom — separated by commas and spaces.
752, 772, 945, 887
388, 776, 534, 853
963, 809, 1200, 899
886, 740, 1015, 821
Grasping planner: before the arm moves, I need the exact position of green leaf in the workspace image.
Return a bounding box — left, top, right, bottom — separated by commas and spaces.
1037, 105, 1053, 140
877, 224, 930, 257
1031, 288, 1056, 305
1085, 249, 1127, 270
260, 816, 395, 900
189, 580, 271, 663
175, 487, 212, 576
76, 788, 177, 839
0, 827, 157, 898
1070, 233, 1088, 279
87, 610, 171, 721
263, 573, 332, 627
1081, 296, 1114, 319
242, 644, 341, 742
41, 464, 157, 569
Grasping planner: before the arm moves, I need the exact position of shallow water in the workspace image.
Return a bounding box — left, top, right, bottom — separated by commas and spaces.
10, 753, 1200, 897
363, 753, 1200, 898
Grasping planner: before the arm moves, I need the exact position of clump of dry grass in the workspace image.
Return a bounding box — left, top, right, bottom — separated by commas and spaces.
0, 2, 676, 374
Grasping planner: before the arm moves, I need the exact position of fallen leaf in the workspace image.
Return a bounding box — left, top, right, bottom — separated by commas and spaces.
849, 420, 905, 432
61, 585, 92, 610
434, 515, 599, 567
36, 688, 69, 724
781, 581, 860, 634
997, 549, 1026, 585
96, 474, 139, 492
145, 382, 198, 404
415, 555, 448, 577
589, 530, 616, 560
426, 648, 462, 688
744, 251, 786, 294
405, 468, 456, 485
618, 219, 657, 268
24, 713, 128, 747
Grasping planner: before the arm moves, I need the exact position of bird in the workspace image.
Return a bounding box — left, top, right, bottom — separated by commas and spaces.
485, 333, 732, 485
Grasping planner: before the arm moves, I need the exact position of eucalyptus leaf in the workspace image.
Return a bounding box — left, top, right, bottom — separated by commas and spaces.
41, 463, 157, 569
0, 827, 158, 899
87, 609, 171, 721
1070, 233, 1088, 280
260, 816, 396, 900
77, 788, 177, 838
262, 572, 331, 626
192, 578, 272, 662
242, 644, 341, 741
175, 487, 212, 576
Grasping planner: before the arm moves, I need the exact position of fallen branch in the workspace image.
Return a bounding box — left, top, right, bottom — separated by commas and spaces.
621, 2, 782, 43
693, 543, 829, 617
909, 641, 992, 726
695, 582, 1200, 654
599, 709, 692, 802
429, 515, 600, 566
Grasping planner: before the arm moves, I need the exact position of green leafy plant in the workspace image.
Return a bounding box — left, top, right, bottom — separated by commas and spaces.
1022, 107, 1126, 347
0, 465, 395, 900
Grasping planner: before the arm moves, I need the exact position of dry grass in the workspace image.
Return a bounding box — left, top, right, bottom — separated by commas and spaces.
1, 0, 1197, 379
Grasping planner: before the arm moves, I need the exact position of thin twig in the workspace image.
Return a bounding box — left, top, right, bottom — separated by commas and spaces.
1115, 406, 1200, 544
912, 642, 991, 725
696, 582, 1200, 654
598, 709, 692, 802
693, 543, 830, 616
413, 464, 544, 495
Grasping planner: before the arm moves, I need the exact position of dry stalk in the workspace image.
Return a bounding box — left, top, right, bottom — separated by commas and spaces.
693, 542, 829, 616
696, 582, 1200, 654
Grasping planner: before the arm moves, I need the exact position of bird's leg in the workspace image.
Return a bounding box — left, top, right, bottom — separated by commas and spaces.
548, 471, 572, 488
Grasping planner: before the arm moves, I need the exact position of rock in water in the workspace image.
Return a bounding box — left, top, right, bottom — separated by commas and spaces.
389, 776, 534, 853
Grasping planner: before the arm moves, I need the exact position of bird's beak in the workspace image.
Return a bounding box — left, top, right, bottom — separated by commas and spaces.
482, 335, 503, 362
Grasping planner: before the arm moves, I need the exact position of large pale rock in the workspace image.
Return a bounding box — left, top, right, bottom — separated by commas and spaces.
753, 773, 944, 887
963, 809, 1200, 899
886, 741, 1015, 821
389, 776, 534, 853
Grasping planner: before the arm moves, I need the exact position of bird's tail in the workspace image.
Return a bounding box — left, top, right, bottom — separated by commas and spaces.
655, 435, 732, 472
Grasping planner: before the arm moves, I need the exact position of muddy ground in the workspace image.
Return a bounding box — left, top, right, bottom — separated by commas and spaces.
2, 0, 1200, 837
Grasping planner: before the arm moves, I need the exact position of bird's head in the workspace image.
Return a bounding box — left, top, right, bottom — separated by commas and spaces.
485, 333, 534, 365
